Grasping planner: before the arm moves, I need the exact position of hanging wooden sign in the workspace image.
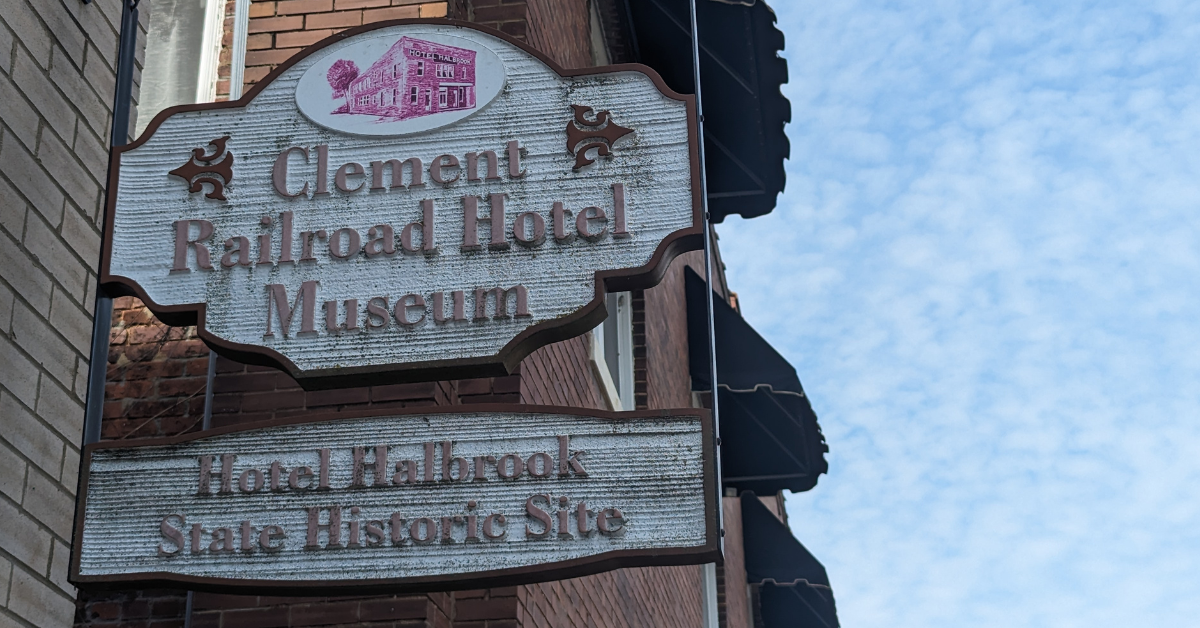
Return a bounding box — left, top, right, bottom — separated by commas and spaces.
69, 406, 718, 593
102, 19, 702, 389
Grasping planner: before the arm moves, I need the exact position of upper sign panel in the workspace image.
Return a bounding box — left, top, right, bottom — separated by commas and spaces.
296, 32, 506, 136
104, 20, 700, 388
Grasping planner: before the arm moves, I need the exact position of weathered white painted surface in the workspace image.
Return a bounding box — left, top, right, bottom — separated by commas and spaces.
77, 410, 709, 583
108, 24, 695, 379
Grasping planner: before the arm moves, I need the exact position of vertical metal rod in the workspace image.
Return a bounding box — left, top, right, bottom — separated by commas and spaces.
689, 1, 724, 625
183, 591, 195, 628
203, 351, 216, 430
83, 0, 141, 447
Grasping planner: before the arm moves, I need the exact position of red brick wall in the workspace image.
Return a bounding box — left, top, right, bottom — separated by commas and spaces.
643, 254, 702, 410
518, 566, 705, 628
75, 589, 189, 628
103, 297, 209, 440
240, 0, 459, 93
208, 358, 518, 428
518, 336, 605, 409
190, 591, 453, 628
470, 0, 594, 69
720, 496, 751, 628
468, 0, 528, 42
525, 0, 592, 69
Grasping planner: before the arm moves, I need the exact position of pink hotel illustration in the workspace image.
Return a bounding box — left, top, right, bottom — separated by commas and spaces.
342, 37, 478, 120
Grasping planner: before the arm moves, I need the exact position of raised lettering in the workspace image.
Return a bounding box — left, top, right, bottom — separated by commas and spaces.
394, 294, 426, 327
466, 150, 500, 181
305, 505, 342, 549
371, 157, 423, 190
172, 220, 214, 272
264, 281, 319, 338
158, 515, 185, 556
430, 154, 460, 185
328, 227, 361, 260
513, 211, 546, 247
576, 206, 608, 241
259, 525, 286, 551
272, 146, 309, 198
365, 225, 395, 257
335, 162, 366, 193
507, 140, 526, 178
221, 236, 252, 268
612, 183, 630, 237
525, 495, 552, 539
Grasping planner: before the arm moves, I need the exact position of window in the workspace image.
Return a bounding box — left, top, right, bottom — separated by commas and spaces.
590, 292, 634, 411
416, 60, 424, 76
588, 0, 612, 66
438, 87, 448, 108
135, 0, 226, 136
410, 86, 418, 104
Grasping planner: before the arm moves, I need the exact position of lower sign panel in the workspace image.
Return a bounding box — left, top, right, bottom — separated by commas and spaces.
70, 406, 718, 592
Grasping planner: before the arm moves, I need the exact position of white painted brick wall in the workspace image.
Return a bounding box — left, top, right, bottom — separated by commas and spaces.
0, 1, 142, 626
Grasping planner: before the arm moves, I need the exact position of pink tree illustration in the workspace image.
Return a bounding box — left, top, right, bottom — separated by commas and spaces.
326, 59, 360, 112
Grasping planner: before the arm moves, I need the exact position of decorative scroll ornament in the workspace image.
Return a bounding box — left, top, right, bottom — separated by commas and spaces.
169, 136, 235, 201
567, 105, 633, 171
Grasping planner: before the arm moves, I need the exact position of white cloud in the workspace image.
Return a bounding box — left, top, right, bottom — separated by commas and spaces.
717, 1, 1200, 625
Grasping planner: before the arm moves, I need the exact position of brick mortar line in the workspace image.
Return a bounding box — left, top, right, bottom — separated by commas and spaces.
0, 269, 92, 402
0, 604, 47, 628
0, 491, 77, 593
0, 397, 77, 479
2, 40, 115, 193
0, 138, 108, 321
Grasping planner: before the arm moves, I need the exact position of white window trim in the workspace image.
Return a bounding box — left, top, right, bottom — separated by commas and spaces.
588, 292, 634, 411
701, 563, 719, 628
196, 0, 228, 102
589, 329, 621, 411
229, 0, 251, 99
588, 0, 611, 66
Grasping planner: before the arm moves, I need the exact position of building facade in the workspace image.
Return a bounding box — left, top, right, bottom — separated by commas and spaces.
0, 1, 835, 627
345, 36, 477, 118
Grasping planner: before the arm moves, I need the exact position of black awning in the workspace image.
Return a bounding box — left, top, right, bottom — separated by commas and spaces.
742, 494, 840, 628
759, 584, 841, 628
686, 268, 801, 393
721, 386, 827, 494
622, 0, 790, 222
686, 268, 829, 493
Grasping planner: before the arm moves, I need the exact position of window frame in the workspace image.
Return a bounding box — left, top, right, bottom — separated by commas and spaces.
589, 292, 635, 411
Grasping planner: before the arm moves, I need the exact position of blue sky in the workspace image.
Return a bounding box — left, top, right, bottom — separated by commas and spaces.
716, 1, 1200, 625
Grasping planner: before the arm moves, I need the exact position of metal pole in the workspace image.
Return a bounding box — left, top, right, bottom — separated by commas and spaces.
83, 0, 141, 447
688, 1, 724, 626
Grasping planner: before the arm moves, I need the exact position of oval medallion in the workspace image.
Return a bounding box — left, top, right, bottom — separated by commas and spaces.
297, 32, 506, 136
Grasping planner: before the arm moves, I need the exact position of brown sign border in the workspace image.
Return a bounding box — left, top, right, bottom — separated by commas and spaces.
68, 404, 720, 594
100, 19, 704, 390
